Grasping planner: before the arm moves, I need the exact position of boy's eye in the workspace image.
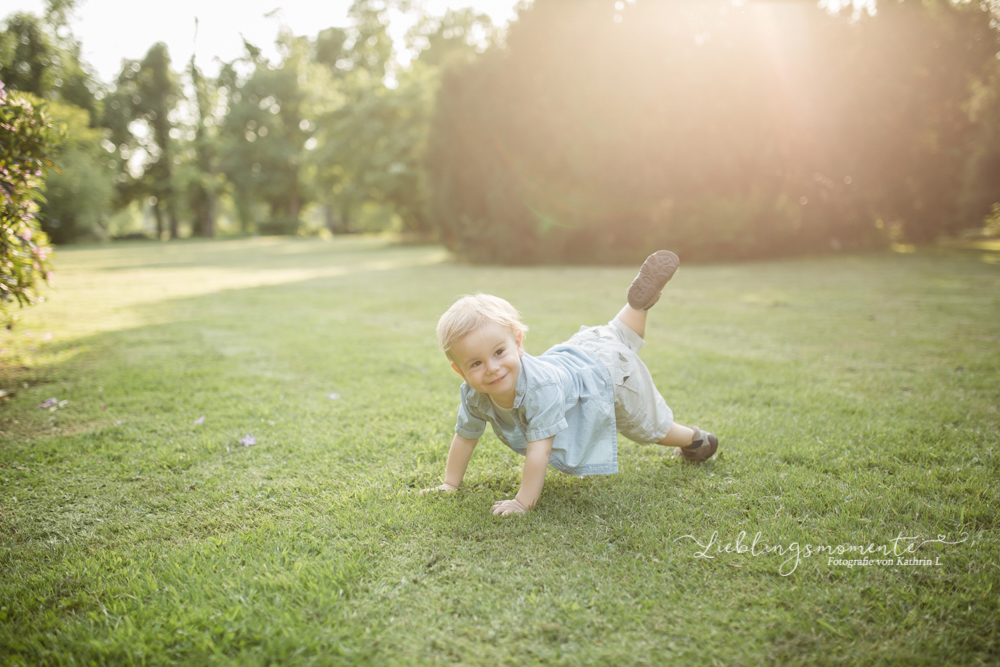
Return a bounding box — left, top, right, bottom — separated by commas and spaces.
495, 348, 504, 356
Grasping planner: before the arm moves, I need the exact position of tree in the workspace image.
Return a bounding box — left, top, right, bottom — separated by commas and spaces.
0, 84, 57, 318
0, 3, 102, 126
306, 3, 494, 235
959, 57, 1000, 232
0, 13, 57, 98
307, 42, 430, 233
218, 34, 311, 234
185, 55, 220, 237
106, 43, 181, 239
39, 100, 114, 243
841, 0, 999, 243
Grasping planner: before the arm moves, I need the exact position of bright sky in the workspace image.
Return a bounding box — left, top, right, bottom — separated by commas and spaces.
4, 0, 523, 83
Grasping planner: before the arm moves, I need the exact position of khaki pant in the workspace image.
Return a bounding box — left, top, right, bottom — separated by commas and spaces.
566, 317, 673, 444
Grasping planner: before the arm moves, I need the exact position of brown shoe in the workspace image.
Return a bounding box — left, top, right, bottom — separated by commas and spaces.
677, 427, 718, 462
627, 250, 680, 310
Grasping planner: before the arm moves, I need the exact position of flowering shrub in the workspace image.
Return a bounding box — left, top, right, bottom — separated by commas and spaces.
0, 81, 58, 318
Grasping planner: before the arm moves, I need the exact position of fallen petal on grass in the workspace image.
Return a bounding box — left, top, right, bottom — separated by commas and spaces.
327, 393, 341, 400
38, 397, 58, 409
194, 415, 205, 425
239, 433, 257, 447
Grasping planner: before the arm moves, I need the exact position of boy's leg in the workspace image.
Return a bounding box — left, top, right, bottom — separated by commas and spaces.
616, 304, 648, 339
658, 422, 695, 448
659, 423, 719, 462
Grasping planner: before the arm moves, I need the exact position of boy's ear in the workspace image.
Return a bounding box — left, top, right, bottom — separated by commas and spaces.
451, 363, 467, 381
515, 331, 525, 357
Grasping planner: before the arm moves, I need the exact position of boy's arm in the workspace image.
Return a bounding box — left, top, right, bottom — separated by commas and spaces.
492, 436, 554, 516
421, 433, 478, 493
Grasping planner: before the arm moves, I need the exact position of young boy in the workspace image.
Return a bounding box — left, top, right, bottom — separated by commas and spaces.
422, 251, 719, 516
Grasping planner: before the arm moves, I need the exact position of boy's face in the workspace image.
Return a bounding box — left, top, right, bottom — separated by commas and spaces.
450, 322, 524, 407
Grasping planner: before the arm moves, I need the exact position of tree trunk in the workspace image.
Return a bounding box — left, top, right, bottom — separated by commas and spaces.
325, 204, 336, 234
290, 190, 300, 225
153, 202, 164, 239
205, 192, 216, 238
169, 203, 179, 240
339, 201, 352, 233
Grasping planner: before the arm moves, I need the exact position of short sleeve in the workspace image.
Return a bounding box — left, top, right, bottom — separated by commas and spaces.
455, 385, 487, 440
523, 381, 569, 442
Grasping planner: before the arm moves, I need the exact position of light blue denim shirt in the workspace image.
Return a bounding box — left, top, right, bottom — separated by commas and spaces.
454, 345, 618, 475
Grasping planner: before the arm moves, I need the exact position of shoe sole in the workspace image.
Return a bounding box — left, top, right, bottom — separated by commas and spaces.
627, 250, 680, 310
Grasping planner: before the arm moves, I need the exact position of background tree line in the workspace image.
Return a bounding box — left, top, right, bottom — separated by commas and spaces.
2, 0, 1000, 263
427, 0, 1000, 262
1, 0, 492, 244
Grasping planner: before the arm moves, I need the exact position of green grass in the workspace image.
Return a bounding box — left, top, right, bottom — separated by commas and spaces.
1, 236, 998, 666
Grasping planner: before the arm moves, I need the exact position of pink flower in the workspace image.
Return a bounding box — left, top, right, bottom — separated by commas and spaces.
20, 229, 32, 242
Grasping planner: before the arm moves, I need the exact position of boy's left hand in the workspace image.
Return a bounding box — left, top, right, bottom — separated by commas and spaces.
492, 498, 527, 516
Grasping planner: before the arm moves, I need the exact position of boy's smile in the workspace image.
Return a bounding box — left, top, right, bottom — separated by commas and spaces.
450, 322, 524, 408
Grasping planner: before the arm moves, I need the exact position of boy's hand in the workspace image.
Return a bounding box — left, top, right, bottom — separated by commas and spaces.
420, 483, 458, 494
492, 498, 527, 516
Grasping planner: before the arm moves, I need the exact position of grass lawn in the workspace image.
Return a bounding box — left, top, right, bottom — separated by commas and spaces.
1, 237, 998, 665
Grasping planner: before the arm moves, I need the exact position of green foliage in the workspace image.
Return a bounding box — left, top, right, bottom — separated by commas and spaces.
217, 0, 454, 236
39, 100, 114, 243
984, 203, 1000, 237
308, 62, 437, 234
106, 43, 181, 239
0, 5, 103, 126
7, 0, 1000, 255
217, 34, 311, 235
0, 85, 57, 316
96, 41, 200, 240
844, 0, 998, 243
407, 7, 495, 69
0, 13, 56, 97
345, 0, 397, 78
306, 4, 495, 235
426, 0, 1000, 263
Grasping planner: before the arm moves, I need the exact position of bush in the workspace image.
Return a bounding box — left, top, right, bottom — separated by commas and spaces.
0, 82, 58, 317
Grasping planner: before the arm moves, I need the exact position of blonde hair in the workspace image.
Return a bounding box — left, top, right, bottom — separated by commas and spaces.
436, 294, 528, 359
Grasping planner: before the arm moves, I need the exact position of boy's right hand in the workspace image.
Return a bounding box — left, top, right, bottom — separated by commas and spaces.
419, 482, 458, 494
